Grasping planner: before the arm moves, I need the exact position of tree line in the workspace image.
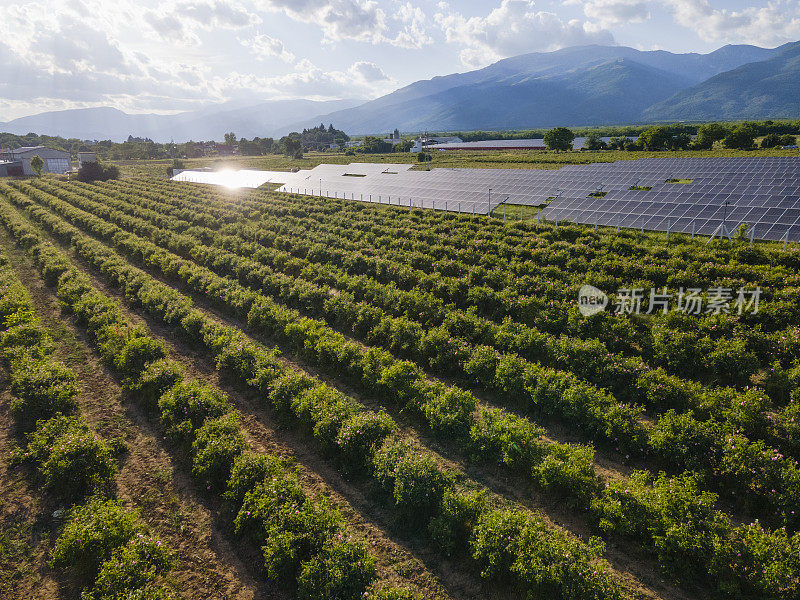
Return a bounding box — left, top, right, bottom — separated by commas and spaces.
542, 121, 799, 152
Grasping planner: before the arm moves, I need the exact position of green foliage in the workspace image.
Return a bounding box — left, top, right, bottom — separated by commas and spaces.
693, 123, 728, 149
543, 127, 575, 152
191, 413, 247, 491
17, 415, 116, 499
50, 497, 141, 581
9, 356, 79, 431
122, 358, 185, 412
84, 533, 175, 600
76, 161, 120, 183
29, 155, 44, 176
335, 410, 396, 472
297, 539, 376, 600
234, 475, 343, 581
373, 437, 452, 522
723, 124, 758, 149
158, 380, 231, 445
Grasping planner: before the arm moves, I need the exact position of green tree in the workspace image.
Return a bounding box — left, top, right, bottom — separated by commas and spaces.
361, 136, 393, 154
761, 133, 797, 148
694, 123, 728, 149
224, 132, 237, 146
280, 133, 302, 156
723, 124, 758, 150
29, 155, 44, 176
667, 132, 692, 150
639, 126, 671, 151
543, 127, 575, 152
583, 133, 607, 151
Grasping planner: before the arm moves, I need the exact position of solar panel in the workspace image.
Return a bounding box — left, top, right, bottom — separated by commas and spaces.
176, 157, 800, 241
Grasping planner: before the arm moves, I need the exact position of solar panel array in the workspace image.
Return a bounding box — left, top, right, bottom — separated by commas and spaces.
172, 169, 288, 188
536, 157, 800, 242
272, 157, 800, 241
276, 162, 563, 214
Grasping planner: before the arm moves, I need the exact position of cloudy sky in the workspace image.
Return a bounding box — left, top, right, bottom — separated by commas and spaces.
2, 0, 800, 120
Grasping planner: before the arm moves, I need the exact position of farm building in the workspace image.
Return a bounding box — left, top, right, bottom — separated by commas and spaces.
0, 146, 71, 175
410, 136, 463, 152
78, 151, 97, 167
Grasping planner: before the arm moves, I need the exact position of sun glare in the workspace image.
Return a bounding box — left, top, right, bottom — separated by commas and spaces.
218, 169, 241, 189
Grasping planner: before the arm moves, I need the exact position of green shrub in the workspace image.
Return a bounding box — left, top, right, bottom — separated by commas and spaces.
234, 476, 343, 581
113, 335, 166, 379
292, 384, 358, 447
10, 356, 79, 431
192, 413, 247, 491
123, 358, 184, 412
468, 406, 545, 469
532, 443, 598, 506
592, 471, 729, 578
464, 346, 500, 389
224, 451, 289, 509
377, 361, 424, 408
472, 508, 621, 599
710, 522, 800, 599
335, 411, 396, 473
19, 415, 116, 499
373, 437, 452, 523
429, 488, 489, 557
158, 380, 231, 445
0, 322, 54, 359
297, 539, 376, 600
422, 386, 476, 437
268, 370, 316, 415
50, 497, 141, 581
85, 532, 174, 600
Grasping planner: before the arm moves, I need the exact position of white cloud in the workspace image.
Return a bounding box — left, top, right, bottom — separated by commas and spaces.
145, 0, 260, 45
261, 0, 389, 43
569, 0, 650, 28
435, 0, 615, 68
348, 60, 391, 82
242, 34, 296, 62
212, 57, 394, 100
391, 2, 434, 49
662, 0, 800, 45
258, 0, 433, 47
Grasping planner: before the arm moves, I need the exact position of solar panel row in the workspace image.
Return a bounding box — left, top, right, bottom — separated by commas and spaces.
178, 157, 800, 242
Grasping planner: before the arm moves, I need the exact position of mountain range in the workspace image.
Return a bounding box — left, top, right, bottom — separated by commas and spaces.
2, 41, 799, 142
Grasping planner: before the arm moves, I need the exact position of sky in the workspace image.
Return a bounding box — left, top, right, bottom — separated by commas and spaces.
2, 0, 800, 121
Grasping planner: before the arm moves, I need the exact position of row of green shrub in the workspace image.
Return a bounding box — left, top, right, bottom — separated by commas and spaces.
0, 247, 176, 600
107, 176, 800, 422
23, 179, 800, 533
79, 178, 799, 464
16, 181, 605, 504
0, 184, 627, 600
5, 185, 800, 598
0, 197, 399, 600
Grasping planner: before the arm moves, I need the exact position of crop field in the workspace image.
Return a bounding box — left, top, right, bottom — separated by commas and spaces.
1, 173, 800, 600
113, 146, 800, 178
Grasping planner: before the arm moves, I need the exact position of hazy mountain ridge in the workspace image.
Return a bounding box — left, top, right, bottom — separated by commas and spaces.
3, 42, 798, 142
643, 42, 800, 121
285, 43, 792, 134
0, 99, 360, 143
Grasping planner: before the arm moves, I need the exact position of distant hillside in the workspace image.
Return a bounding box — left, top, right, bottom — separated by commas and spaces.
284, 43, 785, 134
0, 99, 360, 143
643, 41, 800, 121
